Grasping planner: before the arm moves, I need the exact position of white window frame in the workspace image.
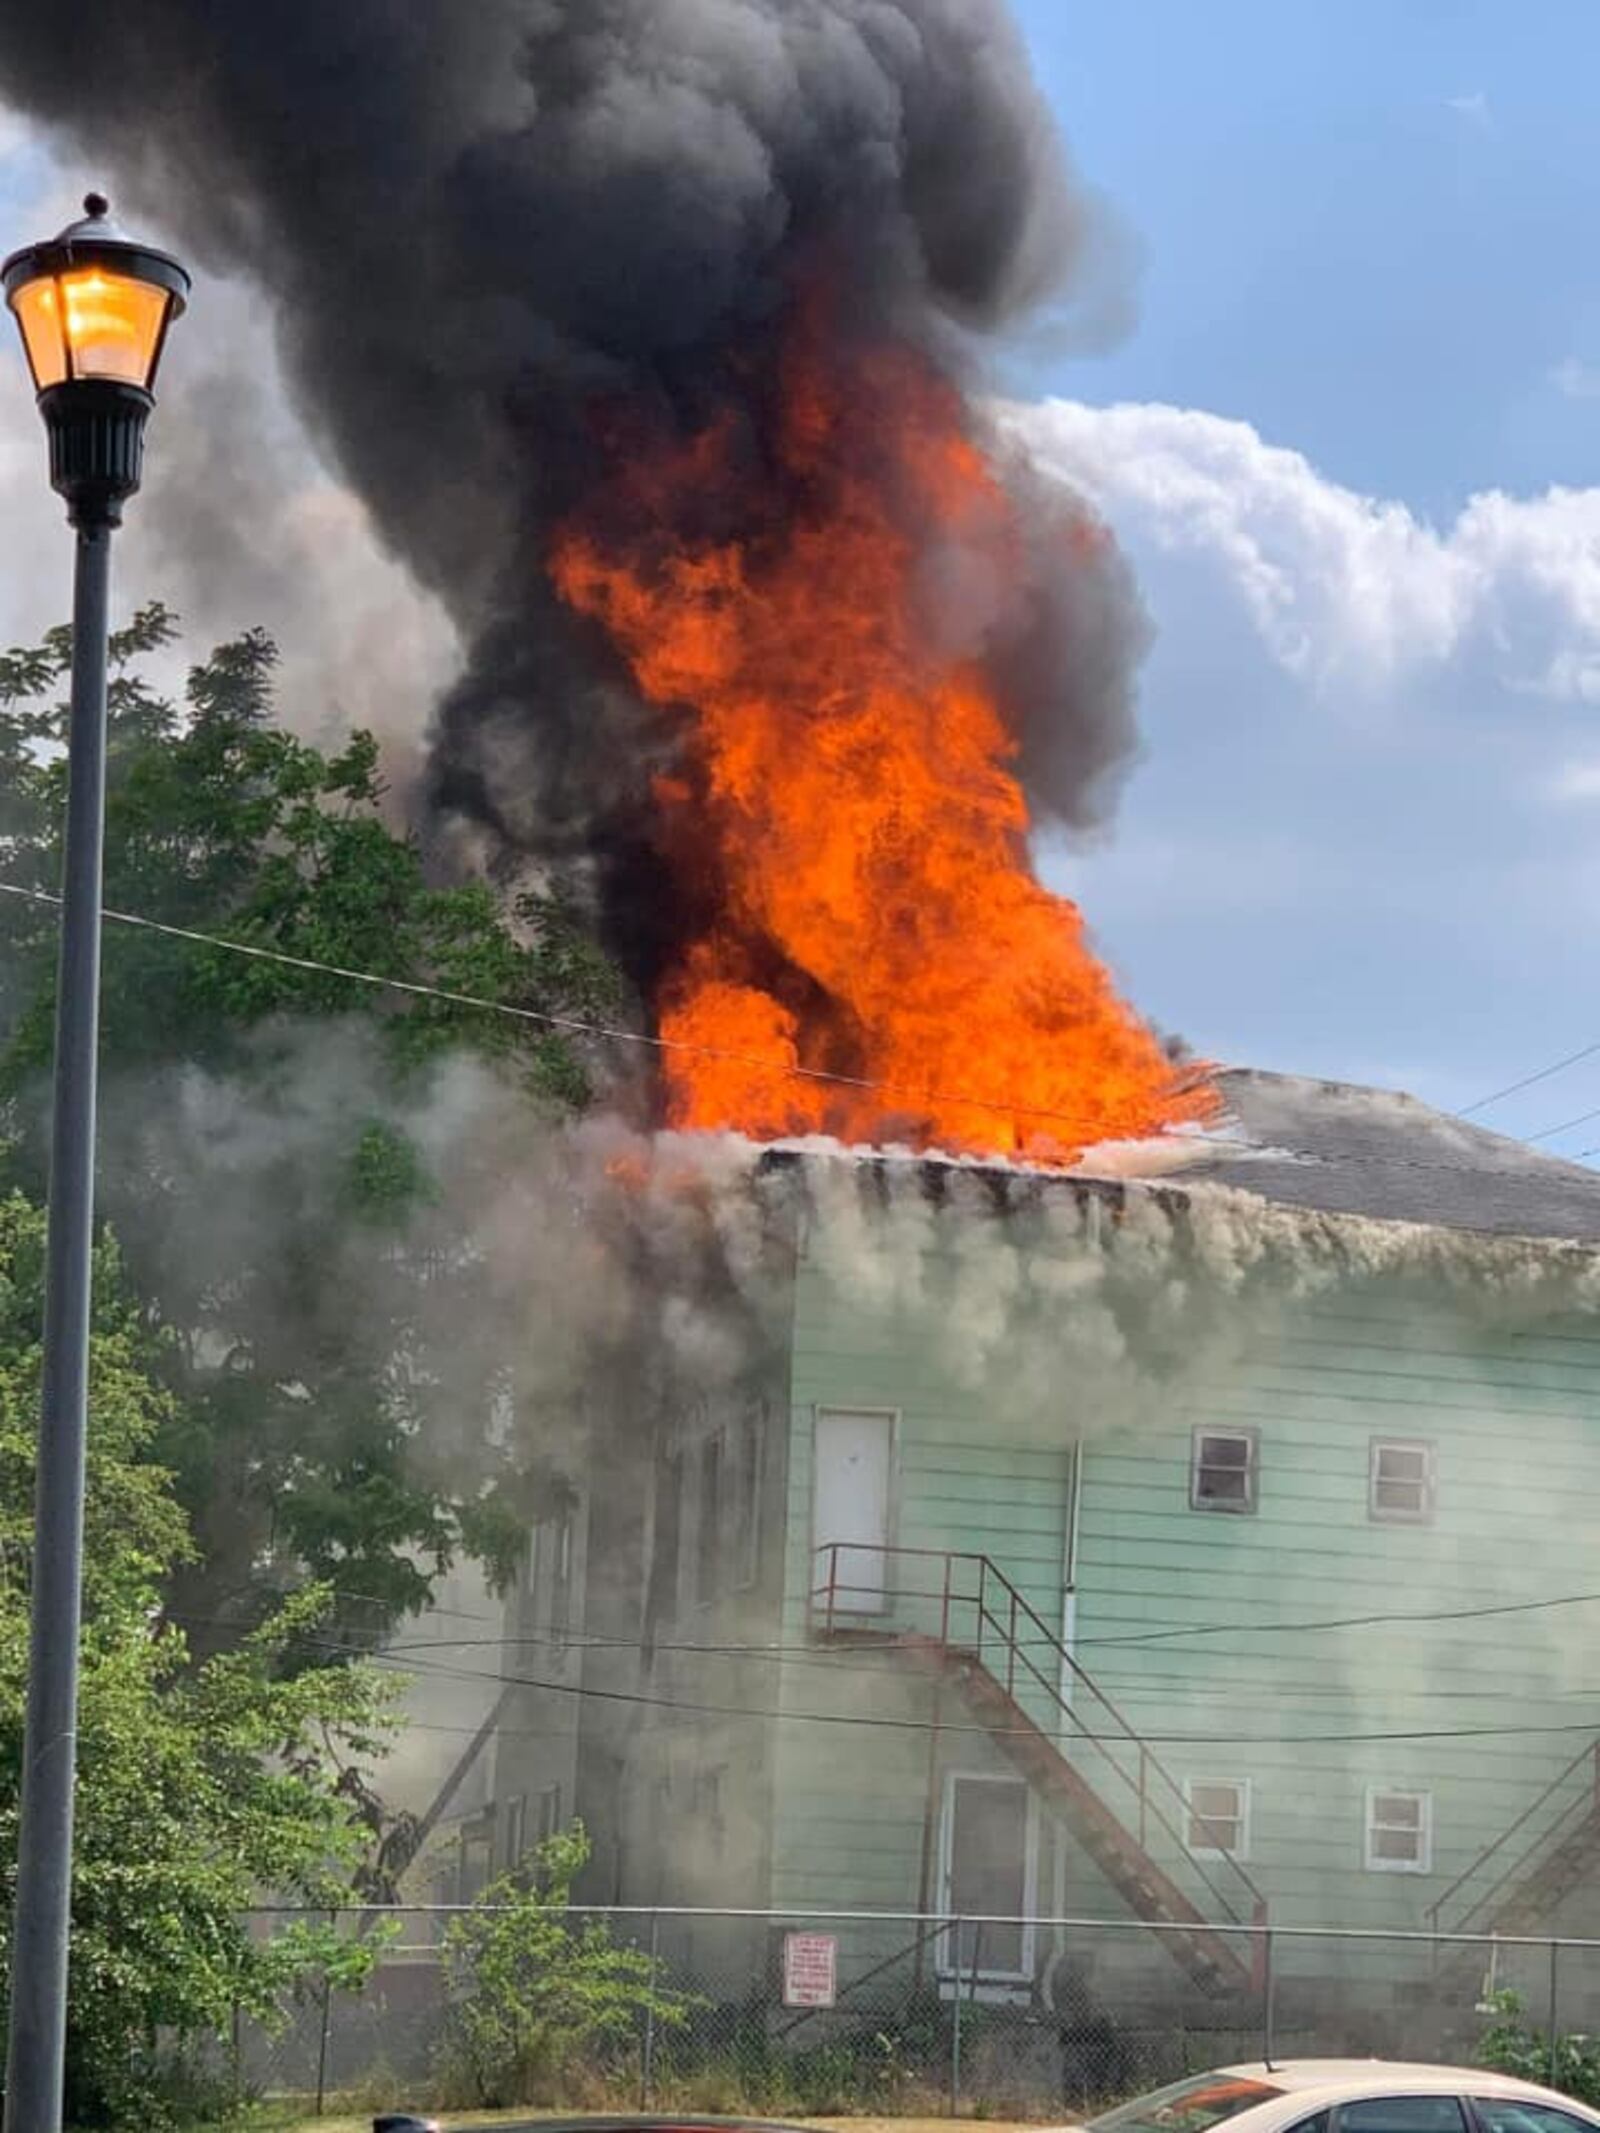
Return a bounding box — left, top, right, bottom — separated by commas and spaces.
1184, 1776, 1252, 1861
1365, 1786, 1433, 1874
1189, 1427, 1259, 1514
1369, 1438, 1436, 1525
936, 1771, 1038, 1983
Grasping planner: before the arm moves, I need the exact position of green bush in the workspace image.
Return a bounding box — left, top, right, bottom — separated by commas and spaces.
438, 1823, 696, 2106
1476, 1990, 1600, 2104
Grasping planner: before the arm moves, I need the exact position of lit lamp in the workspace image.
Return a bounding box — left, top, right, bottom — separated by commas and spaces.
0, 195, 189, 2133
3, 191, 188, 525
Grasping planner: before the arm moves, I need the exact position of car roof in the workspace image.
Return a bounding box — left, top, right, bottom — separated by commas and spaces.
1210, 2064, 1600, 2112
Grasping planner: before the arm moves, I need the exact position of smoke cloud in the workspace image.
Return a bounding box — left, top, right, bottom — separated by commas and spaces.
0, 0, 1145, 968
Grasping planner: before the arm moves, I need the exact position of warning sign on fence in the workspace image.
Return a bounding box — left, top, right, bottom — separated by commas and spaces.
781, 1931, 838, 2008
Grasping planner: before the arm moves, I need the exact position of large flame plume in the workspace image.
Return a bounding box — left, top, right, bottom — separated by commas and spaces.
554, 299, 1211, 1164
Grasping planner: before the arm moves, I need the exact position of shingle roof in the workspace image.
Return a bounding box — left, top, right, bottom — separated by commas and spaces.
1181, 1067, 1600, 1243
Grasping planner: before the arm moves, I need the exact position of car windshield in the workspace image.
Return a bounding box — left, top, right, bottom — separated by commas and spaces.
1087, 2075, 1286, 2133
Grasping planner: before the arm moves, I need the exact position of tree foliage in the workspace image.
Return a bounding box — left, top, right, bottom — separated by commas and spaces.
440, 1822, 694, 2107
0, 1190, 395, 2127
0, 609, 623, 1652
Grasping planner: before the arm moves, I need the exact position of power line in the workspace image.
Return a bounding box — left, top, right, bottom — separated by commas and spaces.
1459, 1043, 1600, 1121
370, 1626, 1600, 1704
331, 1639, 1600, 1750
375, 1580, 1600, 1662
6, 878, 1599, 1190
0, 881, 1178, 1143
1529, 1103, 1600, 1145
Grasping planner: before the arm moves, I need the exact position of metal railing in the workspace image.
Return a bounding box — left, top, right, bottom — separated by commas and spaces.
810, 1542, 1267, 1934
1428, 1737, 1600, 1940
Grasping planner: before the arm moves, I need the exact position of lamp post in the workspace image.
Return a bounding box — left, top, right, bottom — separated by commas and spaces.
1, 195, 188, 2133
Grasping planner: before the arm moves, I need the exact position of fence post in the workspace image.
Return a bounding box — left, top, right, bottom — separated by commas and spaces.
315, 1905, 337, 2118
641, 1911, 661, 2110
1547, 1940, 1560, 2089
1261, 1928, 1276, 2071
949, 1917, 964, 2116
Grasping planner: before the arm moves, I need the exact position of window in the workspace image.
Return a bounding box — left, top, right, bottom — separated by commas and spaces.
731, 1403, 763, 1590
503, 1792, 527, 1869
1365, 1787, 1433, 1873
653, 1449, 683, 1628
1370, 1439, 1435, 1524
532, 1783, 562, 1844
1086, 2074, 1285, 2133
695, 1433, 723, 1606
1185, 1777, 1250, 1859
1336, 2101, 1465, 2133
1474, 2101, 1597, 2133
541, 1509, 574, 1653
1190, 1429, 1258, 1513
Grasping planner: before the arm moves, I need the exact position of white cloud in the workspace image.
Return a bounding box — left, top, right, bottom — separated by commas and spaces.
1445, 90, 1492, 129
1552, 357, 1600, 402
1001, 397, 1600, 707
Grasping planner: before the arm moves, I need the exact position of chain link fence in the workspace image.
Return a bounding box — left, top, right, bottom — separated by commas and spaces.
232, 1906, 1600, 2119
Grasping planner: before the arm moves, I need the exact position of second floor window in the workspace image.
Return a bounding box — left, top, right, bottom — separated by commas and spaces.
1190, 1428, 1258, 1513
1370, 1439, 1435, 1524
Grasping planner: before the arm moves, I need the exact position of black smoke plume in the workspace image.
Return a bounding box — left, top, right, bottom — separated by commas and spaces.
0, 1, 1146, 983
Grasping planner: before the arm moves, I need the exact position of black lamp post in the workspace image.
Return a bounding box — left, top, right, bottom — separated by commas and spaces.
1, 195, 188, 2133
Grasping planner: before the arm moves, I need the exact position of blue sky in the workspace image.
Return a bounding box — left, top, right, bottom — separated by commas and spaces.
5, 13, 1600, 1153
1014, 0, 1600, 515
993, 0, 1600, 1150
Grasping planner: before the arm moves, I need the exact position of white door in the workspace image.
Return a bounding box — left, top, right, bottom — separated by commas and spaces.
812, 1408, 893, 1615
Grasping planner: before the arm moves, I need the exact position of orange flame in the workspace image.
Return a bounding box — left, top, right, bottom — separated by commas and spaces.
552, 303, 1213, 1166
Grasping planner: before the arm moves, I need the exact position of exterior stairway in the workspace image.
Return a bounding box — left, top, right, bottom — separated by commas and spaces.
812, 1544, 1266, 2000
1428, 1740, 1600, 1974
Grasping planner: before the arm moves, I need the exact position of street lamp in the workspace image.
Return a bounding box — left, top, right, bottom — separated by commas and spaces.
1, 195, 188, 2133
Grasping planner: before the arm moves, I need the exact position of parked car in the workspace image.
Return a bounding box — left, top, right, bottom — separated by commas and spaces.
1078, 2064, 1600, 2133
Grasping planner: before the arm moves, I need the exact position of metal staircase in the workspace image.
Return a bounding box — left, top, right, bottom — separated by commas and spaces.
811, 1544, 1266, 1999
1428, 1738, 1600, 1959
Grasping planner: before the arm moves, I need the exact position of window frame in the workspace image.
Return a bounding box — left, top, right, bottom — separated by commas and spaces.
937, 1770, 1039, 1983
1364, 1785, 1434, 1874
1330, 2098, 1468, 2133
1369, 1437, 1437, 1525
730, 1402, 764, 1593
1189, 1426, 1259, 1515
1468, 2099, 1599, 2133
693, 1430, 724, 1609
1183, 1775, 1252, 1861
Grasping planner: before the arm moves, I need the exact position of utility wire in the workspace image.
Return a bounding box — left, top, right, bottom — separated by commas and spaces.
0, 881, 1180, 1143
5, 879, 1598, 1185
1460, 1044, 1600, 1121
320, 1638, 1600, 1750
371, 1581, 1600, 1661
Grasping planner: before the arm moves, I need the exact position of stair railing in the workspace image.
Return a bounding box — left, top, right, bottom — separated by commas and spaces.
1427, 1736, 1600, 1941
811, 1541, 1268, 1938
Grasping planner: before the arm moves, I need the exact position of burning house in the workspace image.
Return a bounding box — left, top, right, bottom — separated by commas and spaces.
5, 0, 1597, 2066
462, 1069, 1600, 2048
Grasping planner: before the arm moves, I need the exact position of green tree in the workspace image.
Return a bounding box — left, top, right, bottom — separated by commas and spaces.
0, 1189, 396, 2127
440, 1823, 694, 2107
0, 609, 624, 1653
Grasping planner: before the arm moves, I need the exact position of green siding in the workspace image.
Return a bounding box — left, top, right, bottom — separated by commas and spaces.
772, 1258, 1600, 1958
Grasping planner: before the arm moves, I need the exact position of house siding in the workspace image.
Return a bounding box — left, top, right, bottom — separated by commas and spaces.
774, 1252, 1600, 1981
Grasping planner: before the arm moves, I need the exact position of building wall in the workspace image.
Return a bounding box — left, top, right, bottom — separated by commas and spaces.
772, 1238, 1600, 1990
772, 1245, 1074, 1929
